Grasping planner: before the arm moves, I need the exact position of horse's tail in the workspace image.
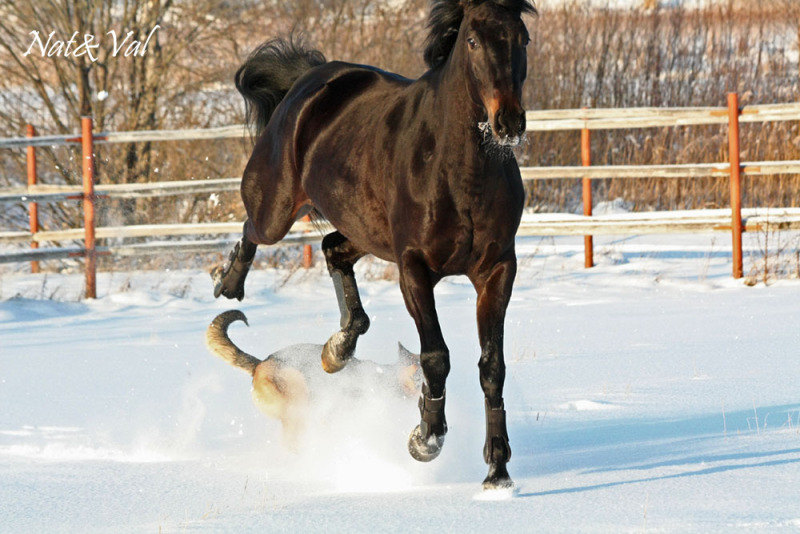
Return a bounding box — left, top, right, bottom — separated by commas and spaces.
234, 37, 327, 138
206, 310, 261, 376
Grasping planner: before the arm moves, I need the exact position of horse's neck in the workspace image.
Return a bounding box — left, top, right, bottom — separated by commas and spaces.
427, 56, 499, 180
435, 50, 484, 139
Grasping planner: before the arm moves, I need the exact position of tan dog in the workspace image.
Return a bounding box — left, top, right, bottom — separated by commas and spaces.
206, 310, 421, 446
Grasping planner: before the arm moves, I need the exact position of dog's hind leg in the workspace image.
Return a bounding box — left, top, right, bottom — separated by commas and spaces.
251, 359, 309, 449
320, 231, 369, 373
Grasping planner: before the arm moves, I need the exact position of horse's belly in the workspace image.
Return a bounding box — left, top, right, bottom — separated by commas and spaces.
306, 176, 394, 262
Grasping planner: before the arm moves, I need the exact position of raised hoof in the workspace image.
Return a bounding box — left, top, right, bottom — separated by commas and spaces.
407, 425, 445, 462
212, 264, 245, 301
482, 464, 514, 491
320, 332, 352, 373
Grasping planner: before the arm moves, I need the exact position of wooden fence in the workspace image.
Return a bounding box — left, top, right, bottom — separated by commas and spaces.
2, 93, 800, 298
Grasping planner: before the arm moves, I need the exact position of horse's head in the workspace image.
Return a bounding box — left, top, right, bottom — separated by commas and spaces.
459, 0, 534, 147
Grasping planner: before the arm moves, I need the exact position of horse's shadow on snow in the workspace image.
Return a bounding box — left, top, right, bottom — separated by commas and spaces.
517, 450, 800, 498
505, 403, 800, 498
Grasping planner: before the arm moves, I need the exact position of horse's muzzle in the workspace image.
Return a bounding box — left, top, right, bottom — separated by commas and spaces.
493, 108, 526, 146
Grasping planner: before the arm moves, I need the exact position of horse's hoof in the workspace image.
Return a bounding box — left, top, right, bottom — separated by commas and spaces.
407, 425, 445, 462
482, 464, 514, 490
482, 476, 515, 491
321, 331, 351, 373
212, 265, 245, 301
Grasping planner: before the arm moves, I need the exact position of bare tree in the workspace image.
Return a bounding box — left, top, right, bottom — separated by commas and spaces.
0, 0, 245, 182
0, 0, 797, 268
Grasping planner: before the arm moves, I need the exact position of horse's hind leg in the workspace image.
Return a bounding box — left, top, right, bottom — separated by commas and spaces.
214, 159, 309, 300
213, 224, 258, 301
320, 231, 370, 373
214, 205, 309, 300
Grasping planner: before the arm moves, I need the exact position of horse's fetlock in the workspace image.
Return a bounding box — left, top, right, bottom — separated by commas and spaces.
484, 436, 511, 465
421, 349, 450, 377
419, 391, 447, 437
349, 309, 370, 335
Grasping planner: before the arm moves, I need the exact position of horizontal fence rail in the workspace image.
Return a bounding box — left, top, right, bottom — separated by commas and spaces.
0, 125, 248, 149
3, 209, 799, 253
0, 178, 241, 203
520, 160, 800, 180
0, 235, 320, 265
4, 160, 800, 204
516, 208, 800, 236
2, 103, 799, 149
0, 220, 322, 244
524, 102, 800, 130
2, 95, 800, 297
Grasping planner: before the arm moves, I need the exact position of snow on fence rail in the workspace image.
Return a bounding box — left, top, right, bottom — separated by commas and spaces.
525, 102, 800, 130
3, 209, 799, 245
2, 94, 800, 298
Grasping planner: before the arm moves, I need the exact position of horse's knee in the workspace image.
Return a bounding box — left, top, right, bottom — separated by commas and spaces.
322, 231, 363, 272
322, 231, 348, 255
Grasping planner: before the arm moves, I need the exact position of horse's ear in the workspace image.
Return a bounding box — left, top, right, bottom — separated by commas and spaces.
495, 0, 538, 15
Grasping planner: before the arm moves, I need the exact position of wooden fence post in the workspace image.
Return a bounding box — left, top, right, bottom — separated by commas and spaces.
727, 93, 743, 279
302, 215, 313, 269
26, 124, 40, 274
81, 116, 97, 298
581, 125, 594, 268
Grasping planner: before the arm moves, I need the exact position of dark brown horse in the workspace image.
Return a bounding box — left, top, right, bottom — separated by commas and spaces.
214, 0, 535, 490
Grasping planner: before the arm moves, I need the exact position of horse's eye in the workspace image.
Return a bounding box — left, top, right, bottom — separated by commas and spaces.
467, 37, 478, 50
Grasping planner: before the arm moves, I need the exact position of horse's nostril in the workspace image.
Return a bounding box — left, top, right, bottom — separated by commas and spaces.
495, 110, 526, 139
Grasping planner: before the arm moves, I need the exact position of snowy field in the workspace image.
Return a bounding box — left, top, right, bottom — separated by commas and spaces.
1, 231, 799, 533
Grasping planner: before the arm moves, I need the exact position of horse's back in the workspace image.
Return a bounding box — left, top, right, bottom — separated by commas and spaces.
284, 60, 411, 120
240, 60, 409, 247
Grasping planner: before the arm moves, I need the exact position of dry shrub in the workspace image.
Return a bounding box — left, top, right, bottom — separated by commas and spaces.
0, 0, 798, 272
523, 0, 800, 212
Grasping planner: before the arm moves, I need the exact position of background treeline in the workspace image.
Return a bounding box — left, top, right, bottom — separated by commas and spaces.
0, 0, 798, 252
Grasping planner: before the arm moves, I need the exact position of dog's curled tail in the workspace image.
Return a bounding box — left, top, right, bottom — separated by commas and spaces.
206, 310, 261, 375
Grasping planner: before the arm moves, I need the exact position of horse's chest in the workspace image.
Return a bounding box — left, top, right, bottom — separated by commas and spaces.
429, 216, 474, 273
422, 200, 509, 274
393, 162, 522, 273
439, 197, 520, 273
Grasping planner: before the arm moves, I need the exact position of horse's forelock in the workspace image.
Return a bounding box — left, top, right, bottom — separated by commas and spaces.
423, 0, 537, 70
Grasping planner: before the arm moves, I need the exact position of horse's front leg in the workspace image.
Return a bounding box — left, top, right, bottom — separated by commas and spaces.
320, 231, 370, 373
400, 252, 450, 462
470, 249, 517, 490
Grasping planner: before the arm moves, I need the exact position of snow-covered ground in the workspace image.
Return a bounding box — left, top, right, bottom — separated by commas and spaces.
1, 231, 799, 532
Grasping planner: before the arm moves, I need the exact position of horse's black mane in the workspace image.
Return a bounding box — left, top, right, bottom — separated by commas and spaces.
423, 0, 536, 70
